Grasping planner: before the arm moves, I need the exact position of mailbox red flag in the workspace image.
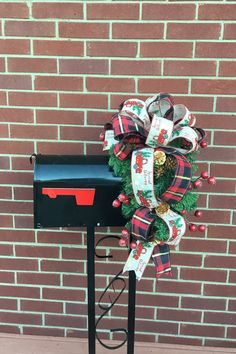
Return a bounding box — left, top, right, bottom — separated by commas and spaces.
42, 188, 96, 206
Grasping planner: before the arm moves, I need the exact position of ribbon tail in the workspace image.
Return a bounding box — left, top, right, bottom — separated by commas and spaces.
152, 244, 172, 278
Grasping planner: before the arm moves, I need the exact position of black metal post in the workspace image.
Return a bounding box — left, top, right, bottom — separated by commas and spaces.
127, 270, 136, 354
86, 225, 96, 354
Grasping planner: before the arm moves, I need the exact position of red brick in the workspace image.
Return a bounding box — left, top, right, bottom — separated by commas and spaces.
0, 39, 29, 54
0, 108, 33, 123
37, 230, 84, 245
0, 272, 15, 284
180, 323, 225, 338
205, 256, 236, 271
34, 40, 84, 56
35, 76, 83, 91
156, 280, 201, 295
61, 247, 86, 260
14, 215, 33, 229
9, 92, 57, 107
214, 131, 235, 146
36, 109, 84, 125
197, 114, 236, 129
45, 314, 86, 328
192, 79, 236, 95
159, 336, 202, 346
32, 3, 83, 19
216, 97, 236, 112
181, 268, 227, 283
168, 23, 220, 40
61, 126, 101, 141
0, 230, 34, 242
86, 77, 135, 93
8, 57, 57, 73
113, 23, 163, 39
87, 41, 137, 58
0, 284, 40, 299
0, 257, 37, 272
0, 58, 5, 71
138, 78, 188, 94
0, 245, 13, 256
43, 288, 85, 302
199, 4, 236, 20
180, 239, 227, 254
111, 60, 161, 76
10, 124, 58, 140
199, 146, 236, 163
0, 215, 13, 228
59, 22, 109, 39
0, 74, 31, 89
0, 140, 33, 155
211, 164, 236, 178
0, 186, 11, 199
196, 42, 236, 58
164, 60, 216, 76
0, 156, 10, 170
141, 42, 193, 58
86, 143, 106, 156
136, 320, 178, 334
41, 260, 84, 273
219, 61, 236, 77
158, 309, 201, 323
87, 3, 139, 20
209, 195, 235, 210
0, 3, 29, 18
0, 312, 41, 325
0, 124, 9, 138
18, 273, 60, 286
143, 3, 195, 20
205, 285, 236, 299
12, 157, 33, 171
5, 20, 55, 37
36, 141, 83, 155
181, 297, 226, 311
228, 328, 236, 340
60, 93, 108, 109
208, 226, 236, 240
23, 327, 64, 337
0, 298, 17, 310
205, 339, 236, 348
170, 96, 214, 112
228, 300, 236, 311
171, 253, 202, 267
15, 245, 59, 259
0, 171, 32, 185
21, 300, 62, 313
63, 274, 87, 288
60, 59, 108, 74
0, 91, 7, 104
0, 325, 20, 334
0, 200, 32, 214
224, 24, 236, 40
229, 243, 236, 255
87, 111, 113, 126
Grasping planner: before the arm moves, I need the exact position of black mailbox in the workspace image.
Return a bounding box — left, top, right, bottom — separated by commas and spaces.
33, 154, 125, 228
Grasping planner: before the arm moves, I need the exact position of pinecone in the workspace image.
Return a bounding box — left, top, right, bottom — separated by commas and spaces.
165, 156, 177, 170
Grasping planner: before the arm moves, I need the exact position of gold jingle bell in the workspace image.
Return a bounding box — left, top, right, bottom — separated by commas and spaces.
155, 202, 170, 216
154, 150, 166, 166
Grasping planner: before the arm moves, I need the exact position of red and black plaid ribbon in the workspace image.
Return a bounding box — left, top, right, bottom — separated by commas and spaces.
114, 136, 145, 161
152, 244, 172, 278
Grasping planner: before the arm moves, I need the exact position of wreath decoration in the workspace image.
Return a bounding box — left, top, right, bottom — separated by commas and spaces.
100, 93, 216, 280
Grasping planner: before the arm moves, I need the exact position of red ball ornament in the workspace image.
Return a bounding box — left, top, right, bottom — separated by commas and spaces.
119, 238, 127, 247
112, 199, 121, 208
121, 228, 129, 238
123, 198, 130, 205
201, 171, 209, 179
181, 210, 187, 215
118, 193, 127, 202
198, 225, 206, 232
99, 132, 105, 141
200, 141, 207, 148
189, 223, 197, 232
207, 176, 216, 185
194, 210, 203, 218
193, 179, 203, 188
130, 242, 137, 250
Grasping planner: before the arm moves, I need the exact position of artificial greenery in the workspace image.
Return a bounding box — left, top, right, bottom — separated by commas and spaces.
109, 148, 199, 243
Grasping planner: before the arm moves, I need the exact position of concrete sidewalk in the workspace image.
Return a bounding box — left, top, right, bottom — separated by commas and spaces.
0, 333, 236, 354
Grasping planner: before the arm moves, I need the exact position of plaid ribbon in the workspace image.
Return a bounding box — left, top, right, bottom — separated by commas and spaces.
131, 207, 155, 241
159, 147, 192, 204
114, 136, 145, 160
152, 244, 172, 278
112, 114, 147, 140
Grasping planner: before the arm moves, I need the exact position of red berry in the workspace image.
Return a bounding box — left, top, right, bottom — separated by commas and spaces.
130, 242, 137, 250
121, 229, 129, 238
119, 238, 127, 247
207, 176, 216, 185
194, 210, 203, 218
112, 199, 121, 208
189, 223, 197, 232
201, 171, 209, 179
188, 182, 193, 190
200, 141, 207, 148
123, 198, 130, 205
181, 210, 187, 215
193, 179, 203, 188
118, 193, 127, 202
198, 225, 206, 232
99, 132, 105, 141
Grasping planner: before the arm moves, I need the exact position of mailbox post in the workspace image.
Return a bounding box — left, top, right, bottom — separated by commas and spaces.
32, 154, 136, 354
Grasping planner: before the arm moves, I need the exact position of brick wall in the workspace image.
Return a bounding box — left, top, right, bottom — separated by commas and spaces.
0, 0, 235, 348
